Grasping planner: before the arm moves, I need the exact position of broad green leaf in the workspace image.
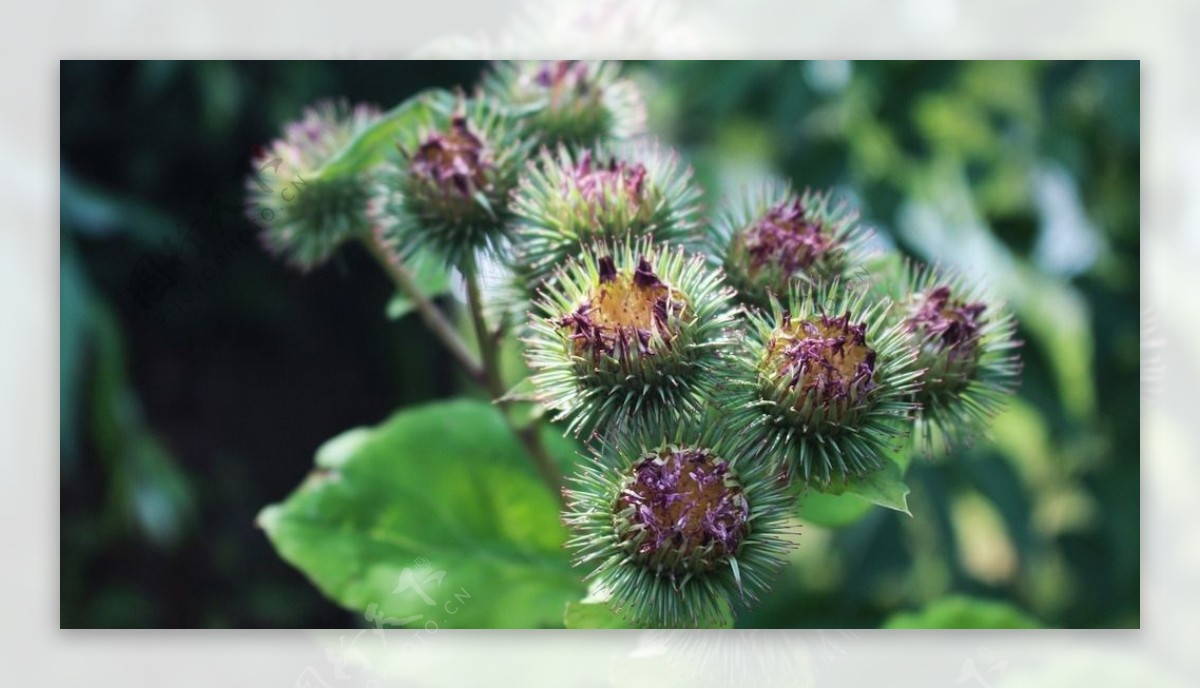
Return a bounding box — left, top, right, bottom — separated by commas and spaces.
314, 427, 373, 470
258, 399, 584, 628
838, 459, 912, 515
385, 251, 453, 321
315, 90, 444, 181
883, 595, 1043, 629
799, 449, 912, 526
797, 489, 874, 528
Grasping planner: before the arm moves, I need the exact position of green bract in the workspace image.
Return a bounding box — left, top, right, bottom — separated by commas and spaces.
246, 100, 381, 270
564, 415, 794, 627
510, 141, 704, 289
727, 281, 922, 485
711, 182, 872, 308
484, 60, 646, 148
524, 239, 735, 437
373, 92, 526, 266
881, 261, 1022, 453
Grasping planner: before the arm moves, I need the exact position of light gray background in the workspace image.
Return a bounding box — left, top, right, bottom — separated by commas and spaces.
4, 0, 1190, 685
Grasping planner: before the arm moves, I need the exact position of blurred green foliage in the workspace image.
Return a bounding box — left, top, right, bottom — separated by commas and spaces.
60, 60, 1138, 628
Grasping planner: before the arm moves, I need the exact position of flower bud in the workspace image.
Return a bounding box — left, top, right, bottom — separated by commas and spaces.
565, 417, 793, 627
511, 141, 703, 288
246, 100, 380, 270
712, 183, 870, 307
373, 93, 524, 265
891, 262, 1021, 452
484, 60, 646, 148
525, 240, 734, 437
728, 282, 921, 485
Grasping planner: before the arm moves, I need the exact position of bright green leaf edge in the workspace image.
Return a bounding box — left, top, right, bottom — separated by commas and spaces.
798, 446, 912, 527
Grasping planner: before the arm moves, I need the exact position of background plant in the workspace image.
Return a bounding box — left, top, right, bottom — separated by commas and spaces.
60, 60, 1139, 629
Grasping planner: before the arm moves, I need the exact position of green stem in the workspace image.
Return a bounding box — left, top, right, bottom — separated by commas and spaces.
462, 255, 564, 503
362, 235, 485, 385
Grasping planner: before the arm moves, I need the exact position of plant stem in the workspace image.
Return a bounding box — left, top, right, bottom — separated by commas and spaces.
361, 235, 485, 385
462, 255, 564, 503
364, 235, 563, 503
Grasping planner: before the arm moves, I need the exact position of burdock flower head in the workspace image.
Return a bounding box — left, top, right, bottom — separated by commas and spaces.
525, 240, 735, 437
711, 182, 871, 308
728, 282, 921, 485
565, 416, 794, 627
246, 100, 381, 270
511, 141, 703, 288
888, 262, 1021, 451
373, 93, 524, 265
484, 60, 646, 148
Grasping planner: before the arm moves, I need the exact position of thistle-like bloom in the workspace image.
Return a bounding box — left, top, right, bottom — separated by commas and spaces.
483, 60, 646, 148
373, 93, 525, 265
511, 141, 703, 288
246, 100, 381, 270
711, 183, 871, 308
727, 282, 921, 485
525, 240, 735, 437
887, 262, 1021, 452
565, 417, 794, 627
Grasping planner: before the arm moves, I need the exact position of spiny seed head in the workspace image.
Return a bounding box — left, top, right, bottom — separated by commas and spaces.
712, 182, 871, 307
408, 115, 491, 198
616, 448, 749, 572
511, 141, 704, 289
564, 416, 794, 627
373, 92, 525, 266
727, 281, 921, 485
525, 239, 735, 437
572, 153, 649, 211
246, 99, 381, 270
884, 261, 1022, 453
557, 255, 684, 360
905, 285, 986, 389
483, 60, 646, 148
764, 310, 878, 427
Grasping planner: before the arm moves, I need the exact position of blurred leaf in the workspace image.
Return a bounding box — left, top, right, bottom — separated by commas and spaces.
60, 237, 91, 465
883, 595, 1043, 629
316, 90, 444, 181
60, 168, 178, 246
385, 251, 452, 320
258, 399, 585, 628
914, 93, 997, 158
89, 300, 195, 547
196, 61, 242, 137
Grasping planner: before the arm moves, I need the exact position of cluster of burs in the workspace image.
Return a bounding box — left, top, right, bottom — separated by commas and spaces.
247, 61, 1020, 627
